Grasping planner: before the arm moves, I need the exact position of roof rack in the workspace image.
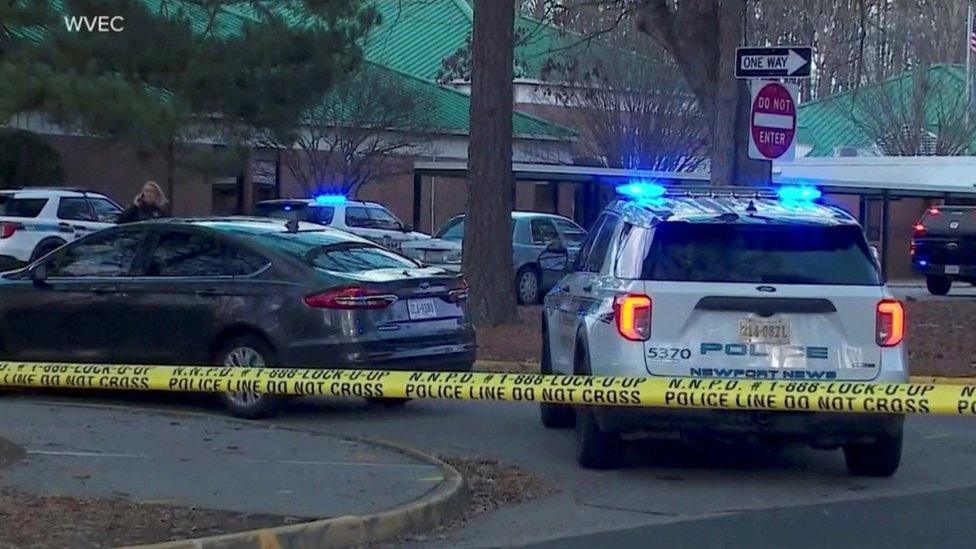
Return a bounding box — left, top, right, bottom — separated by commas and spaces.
661, 186, 781, 200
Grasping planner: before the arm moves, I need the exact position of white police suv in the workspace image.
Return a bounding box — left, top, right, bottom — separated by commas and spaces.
0, 188, 122, 270
541, 183, 908, 477
256, 196, 429, 250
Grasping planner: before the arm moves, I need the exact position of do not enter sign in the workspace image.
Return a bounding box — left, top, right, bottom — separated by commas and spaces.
749, 81, 798, 161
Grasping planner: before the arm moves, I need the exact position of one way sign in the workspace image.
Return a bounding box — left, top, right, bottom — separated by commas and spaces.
735, 47, 812, 79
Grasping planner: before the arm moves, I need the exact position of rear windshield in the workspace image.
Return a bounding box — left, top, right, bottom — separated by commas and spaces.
252, 231, 417, 272
0, 195, 47, 218
919, 207, 976, 235
642, 222, 881, 285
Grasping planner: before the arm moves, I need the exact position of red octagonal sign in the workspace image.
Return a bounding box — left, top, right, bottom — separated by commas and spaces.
749, 81, 797, 161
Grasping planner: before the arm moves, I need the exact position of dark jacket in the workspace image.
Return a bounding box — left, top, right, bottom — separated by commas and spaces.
118, 202, 167, 224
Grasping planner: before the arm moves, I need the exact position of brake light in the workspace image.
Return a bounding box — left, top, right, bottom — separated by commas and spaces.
304, 286, 397, 309
928, 207, 940, 215
614, 294, 651, 341
0, 222, 22, 239
912, 223, 925, 237
876, 299, 905, 347
448, 277, 469, 303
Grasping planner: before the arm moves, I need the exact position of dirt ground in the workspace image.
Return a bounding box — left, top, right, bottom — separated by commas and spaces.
477, 302, 976, 378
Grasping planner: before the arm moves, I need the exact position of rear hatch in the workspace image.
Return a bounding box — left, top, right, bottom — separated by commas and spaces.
641, 222, 885, 381
913, 207, 976, 266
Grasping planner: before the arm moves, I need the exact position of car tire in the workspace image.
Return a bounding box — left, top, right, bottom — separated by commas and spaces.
217, 336, 280, 419
30, 238, 65, 263
516, 266, 541, 305
573, 339, 622, 469
926, 276, 952, 296
540, 325, 574, 429
843, 433, 902, 477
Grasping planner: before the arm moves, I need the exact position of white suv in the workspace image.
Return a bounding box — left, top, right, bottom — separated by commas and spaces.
256, 197, 429, 250
541, 184, 907, 477
0, 188, 122, 270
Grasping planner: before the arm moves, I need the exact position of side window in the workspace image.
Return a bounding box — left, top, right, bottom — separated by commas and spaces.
345, 207, 372, 228
574, 215, 607, 271
554, 218, 587, 247
57, 197, 95, 221
48, 229, 144, 278
146, 231, 266, 277
311, 206, 335, 225
89, 198, 123, 223
584, 214, 618, 273
529, 218, 560, 245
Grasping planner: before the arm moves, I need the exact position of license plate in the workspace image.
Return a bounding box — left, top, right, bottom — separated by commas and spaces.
407, 298, 438, 320
739, 318, 791, 344
946, 265, 961, 275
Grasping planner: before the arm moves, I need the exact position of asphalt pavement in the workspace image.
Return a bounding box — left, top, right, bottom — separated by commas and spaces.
0, 398, 445, 519
4, 389, 976, 547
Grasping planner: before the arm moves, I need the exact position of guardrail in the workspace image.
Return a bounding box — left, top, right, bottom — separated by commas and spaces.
2, 361, 976, 415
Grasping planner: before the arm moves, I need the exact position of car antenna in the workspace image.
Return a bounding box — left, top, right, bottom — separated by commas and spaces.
745, 200, 758, 214
285, 218, 300, 233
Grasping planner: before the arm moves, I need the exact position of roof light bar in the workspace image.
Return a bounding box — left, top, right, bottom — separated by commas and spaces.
314, 194, 347, 206
615, 181, 666, 201
777, 185, 822, 202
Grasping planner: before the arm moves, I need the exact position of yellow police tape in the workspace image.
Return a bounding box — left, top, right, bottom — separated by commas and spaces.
2, 361, 976, 415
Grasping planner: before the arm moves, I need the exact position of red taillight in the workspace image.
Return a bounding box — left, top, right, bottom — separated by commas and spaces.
0, 222, 22, 239
614, 294, 651, 341
912, 223, 926, 237
876, 299, 905, 347
304, 286, 397, 309
448, 277, 469, 303
928, 207, 940, 215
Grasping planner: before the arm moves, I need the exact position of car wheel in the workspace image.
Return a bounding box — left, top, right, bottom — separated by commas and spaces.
516, 267, 541, 304
926, 275, 951, 296
540, 325, 574, 429
217, 337, 280, 419
843, 433, 902, 477
30, 239, 65, 263
573, 340, 622, 469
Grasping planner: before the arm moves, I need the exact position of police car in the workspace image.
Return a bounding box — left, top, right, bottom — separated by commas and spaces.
541, 183, 908, 477
0, 188, 123, 270
256, 196, 429, 250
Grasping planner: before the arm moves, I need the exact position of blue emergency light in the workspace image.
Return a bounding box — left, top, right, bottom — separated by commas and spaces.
616, 181, 666, 201
777, 185, 821, 203
314, 194, 347, 206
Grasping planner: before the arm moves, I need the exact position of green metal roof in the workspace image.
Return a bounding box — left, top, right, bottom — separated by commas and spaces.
797, 64, 968, 156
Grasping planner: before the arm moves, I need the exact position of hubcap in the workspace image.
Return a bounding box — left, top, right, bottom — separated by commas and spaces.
520, 272, 538, 302
224, 346, 265, 407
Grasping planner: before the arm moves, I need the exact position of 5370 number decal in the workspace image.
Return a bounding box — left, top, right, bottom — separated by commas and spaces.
646, 347, 692, 363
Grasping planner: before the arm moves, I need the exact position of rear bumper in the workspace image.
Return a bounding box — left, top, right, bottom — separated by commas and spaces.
911, 261, 976, 278
594, 407, 904, 445
278, 339, 477, 372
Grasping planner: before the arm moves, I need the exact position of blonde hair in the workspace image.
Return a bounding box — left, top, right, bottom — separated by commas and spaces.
136, 181, 168, 207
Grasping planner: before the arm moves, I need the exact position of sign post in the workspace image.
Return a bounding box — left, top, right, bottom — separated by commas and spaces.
748, 80, 798, 161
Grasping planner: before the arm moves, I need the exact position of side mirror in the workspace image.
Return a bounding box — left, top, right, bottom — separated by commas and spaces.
29, 263, 49, 286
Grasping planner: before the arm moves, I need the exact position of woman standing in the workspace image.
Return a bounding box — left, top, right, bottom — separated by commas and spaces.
118, 181, 169, 224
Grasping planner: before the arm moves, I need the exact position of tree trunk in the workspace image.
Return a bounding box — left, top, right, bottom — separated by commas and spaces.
239, 148, 254, 215
463, 0, 517, 326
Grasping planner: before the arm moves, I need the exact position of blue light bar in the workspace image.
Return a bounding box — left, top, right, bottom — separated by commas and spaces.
314, 194, 347, 206
777, 186, 822, 203
616, 181, 666, 201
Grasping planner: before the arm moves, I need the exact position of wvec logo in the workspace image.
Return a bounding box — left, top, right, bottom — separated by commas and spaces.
63, 15, 125, 33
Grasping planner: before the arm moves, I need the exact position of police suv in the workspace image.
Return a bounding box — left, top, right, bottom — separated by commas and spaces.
541, 184, 907, 477
0, 188, 122, 270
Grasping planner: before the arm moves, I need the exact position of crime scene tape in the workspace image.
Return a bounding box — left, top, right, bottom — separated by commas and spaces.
2, 361, 976, 416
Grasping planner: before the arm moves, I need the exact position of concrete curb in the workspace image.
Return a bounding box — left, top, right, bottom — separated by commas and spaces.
476, 359, 976, 385
131, 435, 467, 549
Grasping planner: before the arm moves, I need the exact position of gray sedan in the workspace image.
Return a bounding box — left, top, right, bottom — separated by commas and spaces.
400, 212, 587, 304
0, 217, 475, 418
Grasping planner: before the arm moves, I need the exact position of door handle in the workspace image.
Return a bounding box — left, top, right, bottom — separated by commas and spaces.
195, 289, 221, 298
581, 284, 593, 293
91, 286, 118, 295
57, 223, 74, 234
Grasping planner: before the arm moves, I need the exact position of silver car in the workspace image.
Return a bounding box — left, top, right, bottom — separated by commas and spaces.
400, 212, 587, 304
